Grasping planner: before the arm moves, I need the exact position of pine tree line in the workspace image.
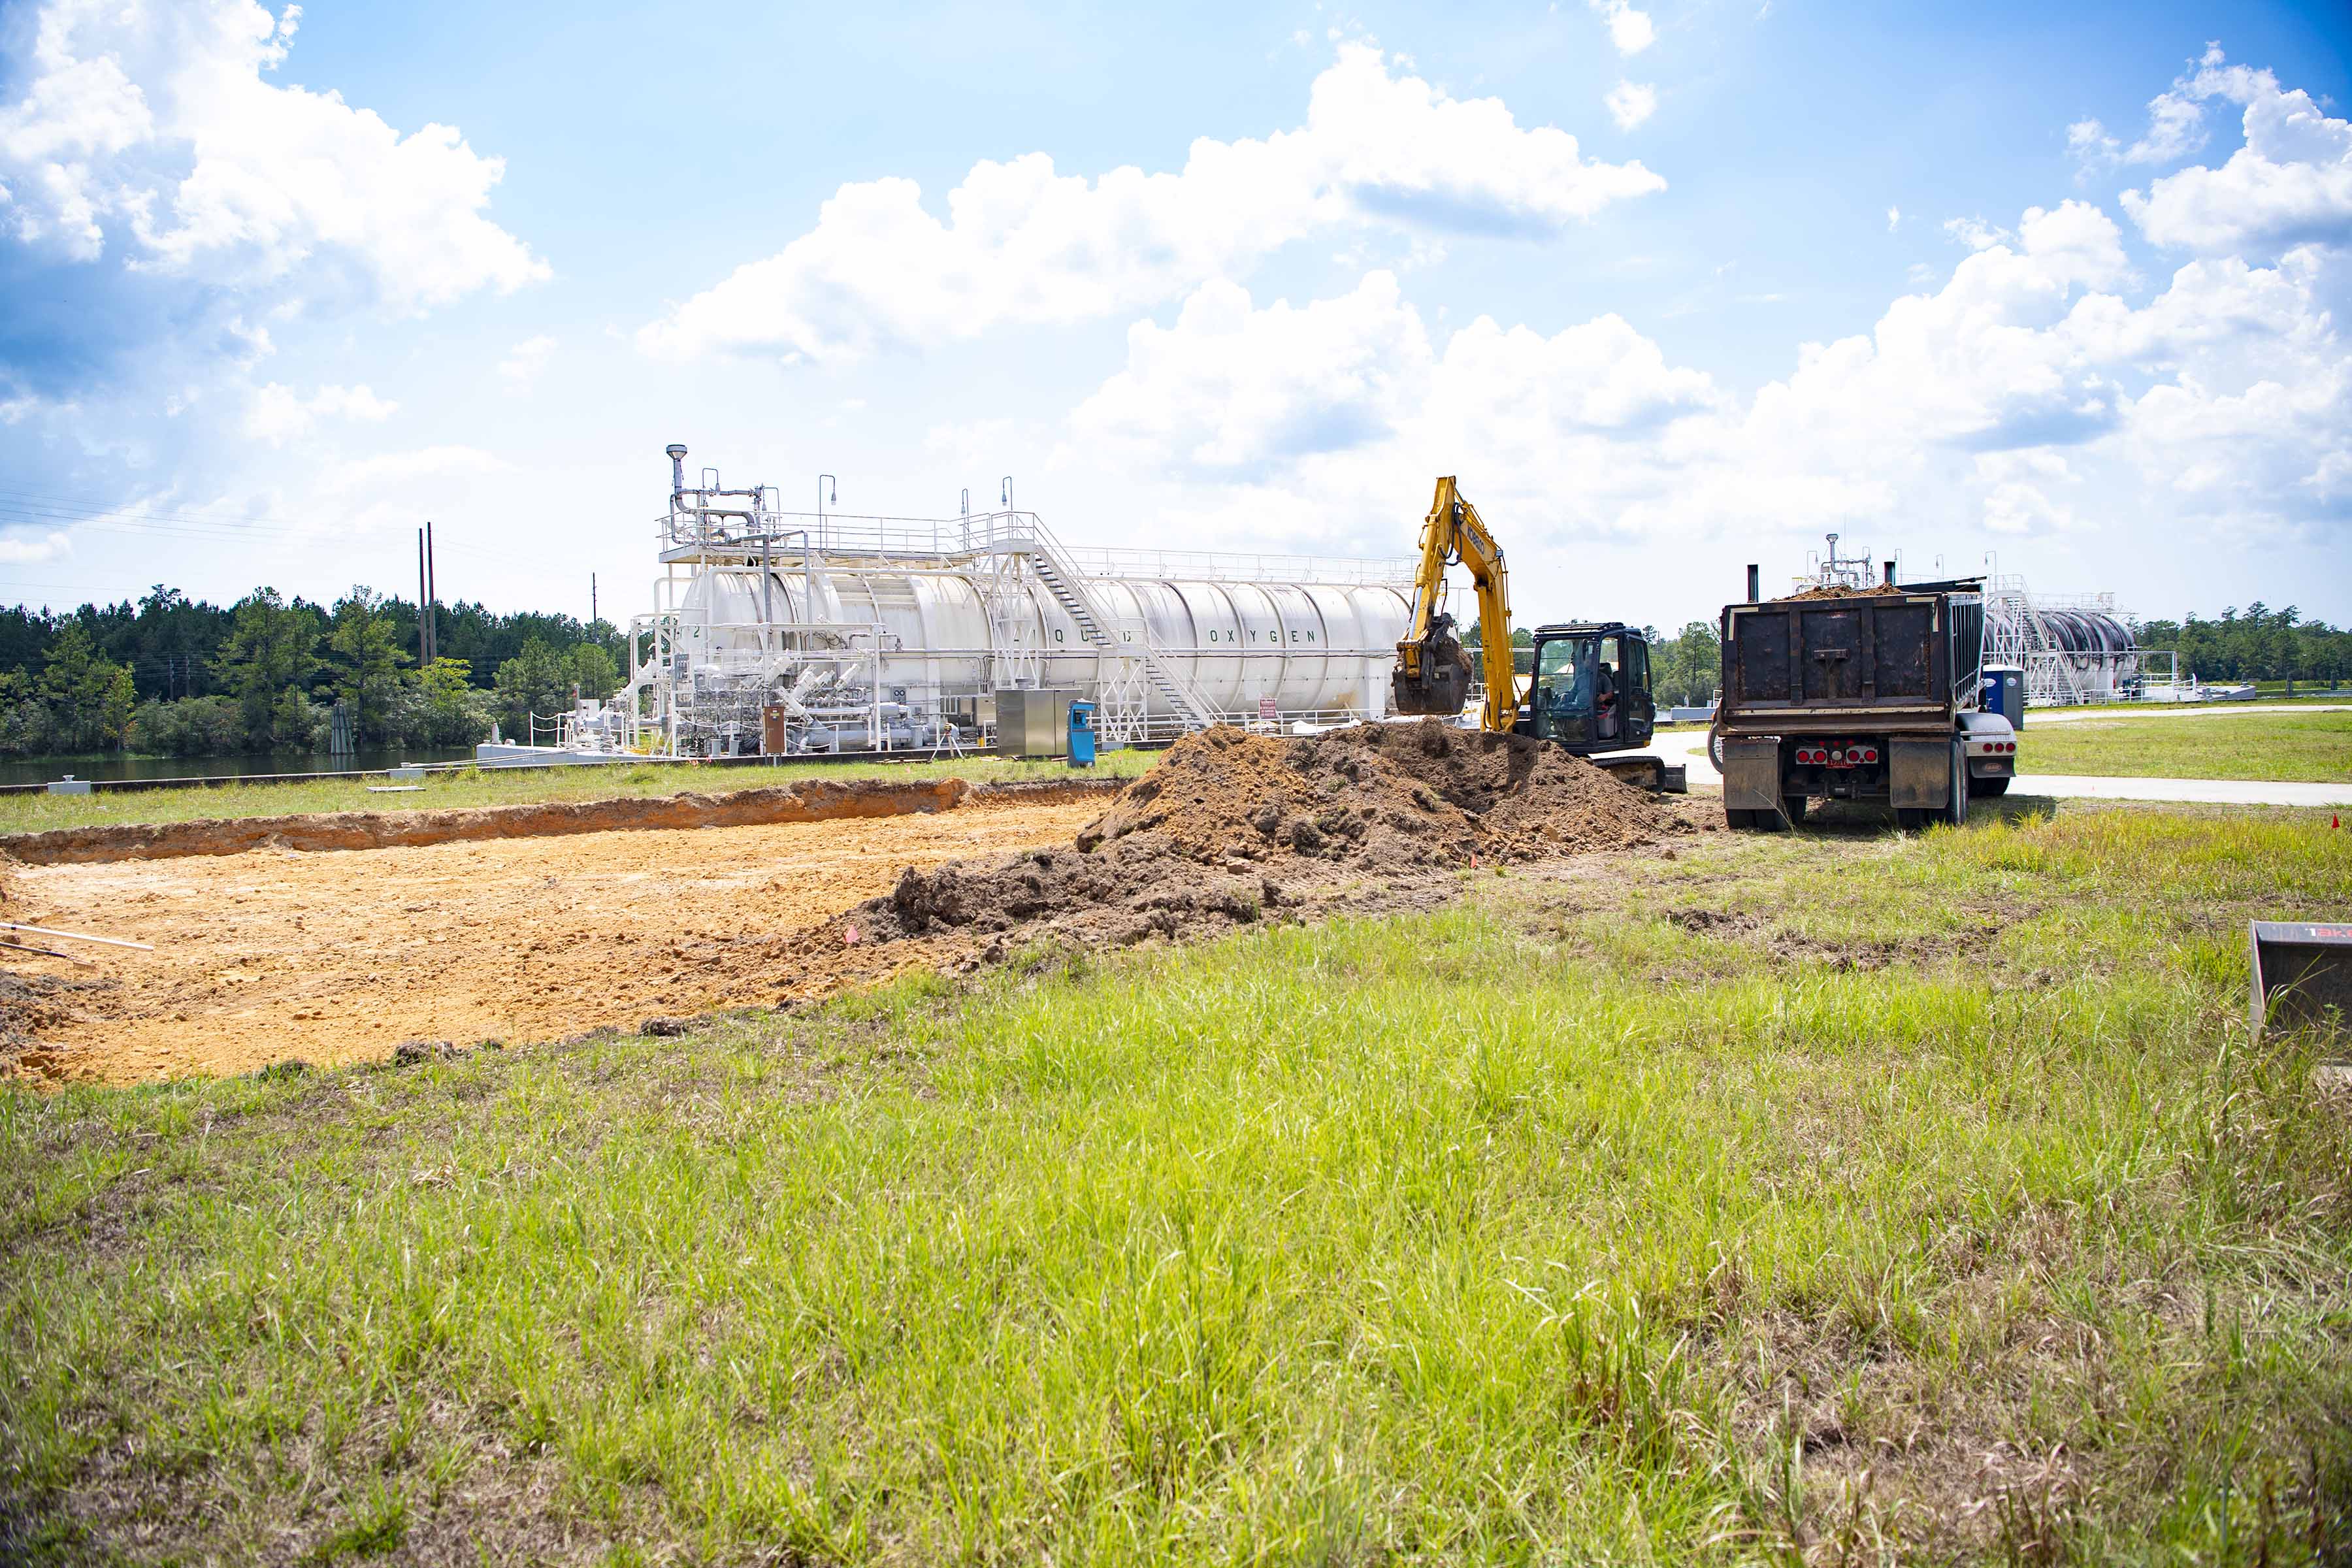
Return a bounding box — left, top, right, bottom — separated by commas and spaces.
2132, 604, 2352, 688
0, 585, 627, 757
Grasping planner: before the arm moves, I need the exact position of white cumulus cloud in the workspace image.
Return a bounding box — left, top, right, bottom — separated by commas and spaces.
0, 0, 547, 312
242, 382, 397, 444
1606, 81, 1658, 132
0, 530, 74, 565
637, 44, 1663, 363
1073, 272, 1433, 478
497, 334, 557, 390
1944, 215, 2014, 251
1069, 271, 1723, 497
1053, 189, 2347, 568
1587, 0, 1656, 56
2119, 48, 2352, 256
2066, 44, 2218, 176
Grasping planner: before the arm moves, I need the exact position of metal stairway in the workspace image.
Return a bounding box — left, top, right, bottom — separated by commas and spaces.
1018, 528, 1221, 735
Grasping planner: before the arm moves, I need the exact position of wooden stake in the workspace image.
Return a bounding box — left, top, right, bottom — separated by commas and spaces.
0, 921, 154, 951
0, 938, 82, 963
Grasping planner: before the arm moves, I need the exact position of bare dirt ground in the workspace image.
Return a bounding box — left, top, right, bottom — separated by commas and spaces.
1, 727, 1716, 1086
3, 796, 1103, 1085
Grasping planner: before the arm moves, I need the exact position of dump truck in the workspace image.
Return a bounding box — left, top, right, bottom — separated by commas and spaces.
1712, 565, 2016, 830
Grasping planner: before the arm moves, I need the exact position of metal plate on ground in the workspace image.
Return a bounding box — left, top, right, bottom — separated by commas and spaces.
2249, 920, 2352, 1039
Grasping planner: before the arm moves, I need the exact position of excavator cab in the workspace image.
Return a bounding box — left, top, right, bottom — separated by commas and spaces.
1520, 623, 1656, 754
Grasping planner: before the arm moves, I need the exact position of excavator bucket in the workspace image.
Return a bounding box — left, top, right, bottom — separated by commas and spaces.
1392, 613, 1473, 716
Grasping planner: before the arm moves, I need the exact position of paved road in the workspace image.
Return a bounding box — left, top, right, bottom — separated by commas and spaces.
1631, 731, 2352, 809
2006, 774, 2352, 806
2030, 702, 2349, 725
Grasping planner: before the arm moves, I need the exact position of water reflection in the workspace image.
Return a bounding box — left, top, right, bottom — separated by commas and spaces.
0, 749, 477, 789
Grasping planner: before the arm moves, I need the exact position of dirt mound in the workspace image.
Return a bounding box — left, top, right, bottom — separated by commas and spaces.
1080, 721, 1672, 866
847, 721, 1681, 949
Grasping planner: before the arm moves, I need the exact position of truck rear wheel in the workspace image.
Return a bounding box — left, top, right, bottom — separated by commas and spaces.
1896, 808, 1929, 831
1782, 794, 1809, 825
1942, 740, 1970, 826
1976, 775, 2011, 798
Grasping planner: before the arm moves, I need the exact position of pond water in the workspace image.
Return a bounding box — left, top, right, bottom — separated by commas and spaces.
0, 748, 477, 790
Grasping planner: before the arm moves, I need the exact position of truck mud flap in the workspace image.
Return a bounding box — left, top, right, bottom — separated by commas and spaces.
1721, 736, 1782, 813
1889, 738, 1951, 809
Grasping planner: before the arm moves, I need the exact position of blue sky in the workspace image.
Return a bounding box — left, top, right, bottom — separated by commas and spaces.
2, 0, 2348, 634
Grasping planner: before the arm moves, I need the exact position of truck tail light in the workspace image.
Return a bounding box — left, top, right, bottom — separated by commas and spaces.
1859, 747, 1879, 764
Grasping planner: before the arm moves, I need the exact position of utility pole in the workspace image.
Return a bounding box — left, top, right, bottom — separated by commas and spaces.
591, 572, 598, 627
425, 520, 440, 665
417, 528, 432, 664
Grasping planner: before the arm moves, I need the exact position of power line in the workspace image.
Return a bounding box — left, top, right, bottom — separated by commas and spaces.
0, 580, 114, 596
0, 488, 304, 533
0, 500, 571, 574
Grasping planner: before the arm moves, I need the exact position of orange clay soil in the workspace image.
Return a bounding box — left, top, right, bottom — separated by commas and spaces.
2, 795, 1102, 1085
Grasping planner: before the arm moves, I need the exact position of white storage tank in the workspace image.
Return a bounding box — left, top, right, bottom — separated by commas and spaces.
674, 569, 1407, 720
629, 446, 1418, 753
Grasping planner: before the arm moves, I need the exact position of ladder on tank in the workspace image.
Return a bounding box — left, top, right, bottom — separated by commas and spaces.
1017, 527, 1222, 742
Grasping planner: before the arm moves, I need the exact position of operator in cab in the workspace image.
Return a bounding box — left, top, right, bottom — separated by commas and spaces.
1543, 650, 1588, 725
1594, 661, 1618, 742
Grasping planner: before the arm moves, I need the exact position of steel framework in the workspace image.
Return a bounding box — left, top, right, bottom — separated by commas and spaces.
1981, 576, 2144, 706
623, 453, 1414, 756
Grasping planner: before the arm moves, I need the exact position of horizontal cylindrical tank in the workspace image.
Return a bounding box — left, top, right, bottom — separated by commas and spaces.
672, 564, 1411, 718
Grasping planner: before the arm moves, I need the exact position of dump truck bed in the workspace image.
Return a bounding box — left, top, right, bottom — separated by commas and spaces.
1717, 591, 1983, 734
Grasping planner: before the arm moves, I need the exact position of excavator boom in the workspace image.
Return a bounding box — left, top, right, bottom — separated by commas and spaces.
1390, 476, 1519, 730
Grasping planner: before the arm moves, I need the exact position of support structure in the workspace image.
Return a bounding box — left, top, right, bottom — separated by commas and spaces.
622, 446, 1413, 758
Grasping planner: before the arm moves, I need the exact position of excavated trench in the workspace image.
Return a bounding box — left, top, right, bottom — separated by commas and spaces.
2, 731, 1716, 1085
0, 779, 1117, 1083
0, 775, 1120, 866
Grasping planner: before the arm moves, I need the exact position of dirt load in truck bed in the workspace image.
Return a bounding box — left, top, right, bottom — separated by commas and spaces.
843, 720, 1692, 953
1775, 582, 1903, 601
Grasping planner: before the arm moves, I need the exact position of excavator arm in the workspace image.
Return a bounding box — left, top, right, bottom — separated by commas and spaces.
1391, 476, 1519, 731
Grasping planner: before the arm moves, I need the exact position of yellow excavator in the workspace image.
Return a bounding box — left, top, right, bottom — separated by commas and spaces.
1391, 476, 1685, 791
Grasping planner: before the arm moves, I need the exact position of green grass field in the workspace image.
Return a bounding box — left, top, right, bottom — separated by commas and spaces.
0, 749, 1157, 837
2020, 710, 2352, 783
4, 803, 2347, 1561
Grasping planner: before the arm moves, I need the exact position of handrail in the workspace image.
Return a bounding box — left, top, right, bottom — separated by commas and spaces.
657, 505, 1414, 587
1014, 516, 1220, 728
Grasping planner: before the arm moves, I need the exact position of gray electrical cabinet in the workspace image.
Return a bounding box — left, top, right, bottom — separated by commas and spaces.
994, 689, 1079, 759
